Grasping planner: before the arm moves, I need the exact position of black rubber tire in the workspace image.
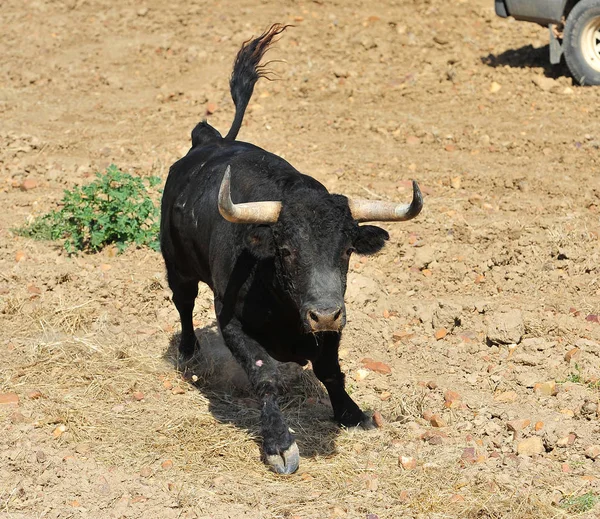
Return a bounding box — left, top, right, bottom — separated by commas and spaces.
563, 0, 600, 85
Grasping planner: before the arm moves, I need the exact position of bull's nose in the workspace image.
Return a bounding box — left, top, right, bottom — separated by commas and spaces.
306, 306, 344, 332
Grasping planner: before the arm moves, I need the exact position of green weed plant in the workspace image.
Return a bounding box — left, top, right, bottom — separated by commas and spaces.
18, 165, 161, 254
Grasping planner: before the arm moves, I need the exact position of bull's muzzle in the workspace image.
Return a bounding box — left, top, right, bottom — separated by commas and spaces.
305, 305, 344, 332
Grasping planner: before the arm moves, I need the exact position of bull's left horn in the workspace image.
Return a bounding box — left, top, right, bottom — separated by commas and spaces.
348, 180, 423, 223
218, 166, 282, 224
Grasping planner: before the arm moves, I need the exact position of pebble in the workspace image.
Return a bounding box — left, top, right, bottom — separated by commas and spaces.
534, 381, 558, 397
399, 456, 417, 470
372, 411, 384, 428
516, 436, 544, 456
487, 309, 523, 345
564, 347, 580, 363
585, 445, 600, 460
361, 358, 392, 374
20, 178, 38, 191
494, 390, 518, 403
434, 328, 448, 340
430, 415, 447, 428
506, 419, 530, 433
532, 76, 557, 92
132, 391, 145, 401
0, 393, 20, 406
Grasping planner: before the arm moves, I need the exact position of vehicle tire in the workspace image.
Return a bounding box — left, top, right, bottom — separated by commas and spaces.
563, 0, 600, 85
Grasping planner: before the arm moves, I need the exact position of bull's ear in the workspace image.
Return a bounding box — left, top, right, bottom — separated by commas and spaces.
354, 225, 389, 255
245, 226, 275, 258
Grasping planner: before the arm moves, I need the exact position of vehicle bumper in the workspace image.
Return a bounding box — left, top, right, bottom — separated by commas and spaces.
495, 0, 566, 25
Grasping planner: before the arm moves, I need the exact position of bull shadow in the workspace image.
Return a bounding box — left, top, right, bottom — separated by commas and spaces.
481, 44, 571, 79
163, 322, 340, 459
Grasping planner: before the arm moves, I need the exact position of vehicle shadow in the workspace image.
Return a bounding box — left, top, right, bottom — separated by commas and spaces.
163, 322, 340, 459
481, 43, 571, 79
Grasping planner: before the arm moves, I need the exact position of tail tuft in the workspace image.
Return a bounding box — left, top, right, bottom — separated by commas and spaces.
224, 24, 290, 141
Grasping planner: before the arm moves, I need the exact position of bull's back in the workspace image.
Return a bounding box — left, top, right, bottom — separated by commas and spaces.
160, 137, 326, 291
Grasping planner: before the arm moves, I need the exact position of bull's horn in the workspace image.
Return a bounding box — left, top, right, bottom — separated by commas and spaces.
348, 180, 423, 223
218, 166, 282, 224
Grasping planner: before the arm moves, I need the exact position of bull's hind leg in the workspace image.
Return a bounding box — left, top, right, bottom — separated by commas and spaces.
312, 333, 376, 430
217, 313, 298, 474
166, 269, 199, 360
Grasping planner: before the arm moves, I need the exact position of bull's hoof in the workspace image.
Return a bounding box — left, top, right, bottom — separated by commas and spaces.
264, 442, 300, 475
178, 337, 197, 362
338, 411, 377, 430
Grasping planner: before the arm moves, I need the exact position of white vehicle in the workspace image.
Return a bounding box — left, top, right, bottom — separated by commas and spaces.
495, 0, 600, 85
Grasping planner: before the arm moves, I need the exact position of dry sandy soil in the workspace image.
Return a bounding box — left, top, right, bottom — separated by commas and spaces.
1, 0, 600, 518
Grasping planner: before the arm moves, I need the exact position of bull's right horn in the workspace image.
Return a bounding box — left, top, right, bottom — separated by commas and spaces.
218, 166, 282, 224
348, 180, 423, 223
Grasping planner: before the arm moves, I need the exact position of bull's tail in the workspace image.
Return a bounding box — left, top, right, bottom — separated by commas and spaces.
224, 23, 289, 141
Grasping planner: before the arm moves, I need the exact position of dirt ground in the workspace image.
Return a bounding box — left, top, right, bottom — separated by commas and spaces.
2, 0, 600, 518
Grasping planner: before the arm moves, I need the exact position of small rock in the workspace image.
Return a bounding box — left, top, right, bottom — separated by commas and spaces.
0, 393, 20, 406
161, 459, 174, 470
15, 250, 26, 262
10, 411, 28, 424
564, 347, 581, 363
36, 451, 47, 463
461, 447, 476, 463
506, 419, 530, 433
584, 445, 600, 460
426, 380, 438, 390
365, 476, 378, 491
53, 424, 67, 438
172, 387, 186, 395
132, 391, 145, 401
206, 102, 218, 115
532, 76, 557, 92
556, 433, 577, 447
450, 494, 465, 503
399, 456, 417, 470
27, 390, 43, 399
372, 411, 384, 428
487, 309, 523, 345
581, 400, 598, 418
534, 421, 544, 431
517, 436, 544, 456
494, 390, 518, 403
430, 415, 447, 428
355, 369, 369, 381
379, 391, 392, 401
421, 430, 446, 445
534, 381, 558, 397
20, 179, 38, 191
140, 466, 153, 478
406, 135, 421, 146
432, 301, 462, 331
434, 328, 448, 340
444, 390, 461, 404
361, 358, 392, 374
489, 82, 501, 93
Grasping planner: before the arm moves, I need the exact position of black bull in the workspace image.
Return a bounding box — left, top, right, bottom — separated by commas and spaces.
160, 24, 423, 474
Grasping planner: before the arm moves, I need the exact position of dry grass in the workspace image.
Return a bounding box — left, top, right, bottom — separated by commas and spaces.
1, 311, 581, 519
1, 254, 597, 518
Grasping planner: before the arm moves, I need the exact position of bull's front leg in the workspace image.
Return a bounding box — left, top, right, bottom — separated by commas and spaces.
218, 315, 299, 474
312, 333, 376, 430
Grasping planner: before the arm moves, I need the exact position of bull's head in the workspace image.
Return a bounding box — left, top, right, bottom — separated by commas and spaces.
218, 166, 423, 333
